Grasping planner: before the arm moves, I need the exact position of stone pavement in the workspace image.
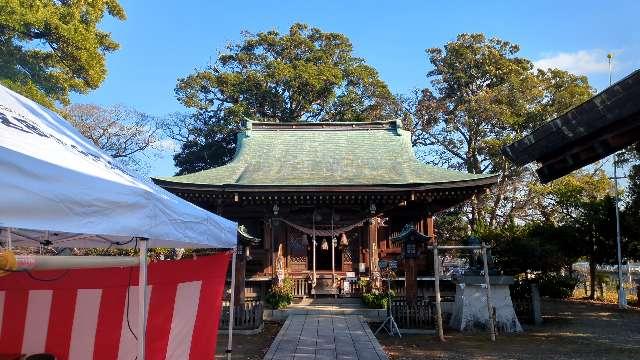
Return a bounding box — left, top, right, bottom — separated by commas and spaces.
263, 315, 389, 360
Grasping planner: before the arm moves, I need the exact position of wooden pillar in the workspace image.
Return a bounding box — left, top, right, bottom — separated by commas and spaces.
426, 216, 434, 240
482, 242, 496, 341
271, 220, 281, 278
406, 257, 417, 304
433, 243, 444, 341
264, 220, 272, 275
234, 244, 246, 304
367, 218, 379, 276
425, 214, 445, 340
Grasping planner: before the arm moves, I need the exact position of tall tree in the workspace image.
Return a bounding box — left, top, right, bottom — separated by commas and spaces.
408, 33, 594, 228
622, 160, 640, 261
65, 104, 161, 171
167, 23, 402, 175
0, 0, 126, 108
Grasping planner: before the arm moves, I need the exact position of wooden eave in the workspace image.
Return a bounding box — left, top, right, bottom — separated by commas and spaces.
502, 69, 640, 183
152, 175, 499, 194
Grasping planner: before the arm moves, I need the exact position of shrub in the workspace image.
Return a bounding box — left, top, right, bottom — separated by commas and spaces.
538, 272, 578, 299
362, 291, 388, 309
509, 280, 532, 300
361, 283, 395, 309
266, 278, 294, 309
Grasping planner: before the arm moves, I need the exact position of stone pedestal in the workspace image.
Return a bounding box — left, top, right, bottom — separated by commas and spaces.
449, 275, 522, 333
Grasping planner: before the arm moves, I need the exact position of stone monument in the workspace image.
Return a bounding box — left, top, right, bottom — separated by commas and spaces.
449, 236, 522, 333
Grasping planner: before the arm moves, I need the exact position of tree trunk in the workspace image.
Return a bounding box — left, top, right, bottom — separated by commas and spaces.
588, 257, 596, 300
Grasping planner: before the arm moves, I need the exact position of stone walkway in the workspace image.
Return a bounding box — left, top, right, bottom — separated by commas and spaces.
263, 315, 389, 360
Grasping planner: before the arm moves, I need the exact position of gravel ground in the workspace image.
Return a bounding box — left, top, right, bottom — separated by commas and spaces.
376, 300, 640, 360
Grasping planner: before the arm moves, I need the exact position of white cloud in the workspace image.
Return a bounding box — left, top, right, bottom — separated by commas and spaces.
534, 50, 612, 75
155, 138, 180, 153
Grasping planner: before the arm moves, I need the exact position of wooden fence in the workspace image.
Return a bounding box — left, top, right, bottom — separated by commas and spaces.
292, 278, 309, 298
390, 298, 455, 329
219, 298, 264, 330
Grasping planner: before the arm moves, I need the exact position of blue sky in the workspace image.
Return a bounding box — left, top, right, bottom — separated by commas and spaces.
71, 0, 640, 177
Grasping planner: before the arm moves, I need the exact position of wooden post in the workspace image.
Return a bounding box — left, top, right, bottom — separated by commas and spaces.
271, 220, 280, 278
331, 236, 336, 286
234, 245, 246, 304
312, 214, 317, 291
367, 218, 379, 279
406, 257, 417, 304
426, 217, 434, 239
433, 243, 445, 341
482, 242, 496, 341
426, 215, 435, 282
264, 221, 272, 275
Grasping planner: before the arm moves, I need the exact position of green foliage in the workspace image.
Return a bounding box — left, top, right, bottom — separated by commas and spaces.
359, 278, 393, 309
265, 278, 295, 309
531, 170, 613, 222
357, 278, 371, 292
408, 33, 594, 228
362, 291, 389, 309
434, 208, 470, 245
0, 0, 126, 107
622, 164, 640, 261
480, 222, 580, 275
537, 272, 578, 299
168, 23, 401, 174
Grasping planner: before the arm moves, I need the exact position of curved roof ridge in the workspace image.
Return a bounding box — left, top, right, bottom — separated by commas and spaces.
153, 122, 497, 189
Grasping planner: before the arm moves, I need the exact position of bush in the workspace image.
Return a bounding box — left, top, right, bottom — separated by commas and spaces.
362, 291, 388, 309
360, 277, 394, 309
265, 278, 294, 309
509, 280, 532, 300
538, 272, 578, 299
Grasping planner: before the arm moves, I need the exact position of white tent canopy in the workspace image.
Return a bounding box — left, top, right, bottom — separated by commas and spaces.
0, 84, 236, 249
0, 84, 239, 360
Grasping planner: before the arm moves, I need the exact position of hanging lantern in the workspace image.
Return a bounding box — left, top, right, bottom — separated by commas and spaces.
340, 233, 348, 247
321, 238, 329, 251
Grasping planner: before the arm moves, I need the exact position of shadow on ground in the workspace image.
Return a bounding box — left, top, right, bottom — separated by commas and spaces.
215, 322, 281, 360
376, 300, 640, 360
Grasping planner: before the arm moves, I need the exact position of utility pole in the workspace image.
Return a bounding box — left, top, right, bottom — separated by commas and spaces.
609, 53, 627, 308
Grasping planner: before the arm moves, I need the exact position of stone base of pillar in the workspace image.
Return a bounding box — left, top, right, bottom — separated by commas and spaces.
449, 275, 522, 333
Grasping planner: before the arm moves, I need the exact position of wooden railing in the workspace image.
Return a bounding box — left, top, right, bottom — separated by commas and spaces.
220, 298, 263, 330
292, 277, 309, 298
390, 298, 454, 329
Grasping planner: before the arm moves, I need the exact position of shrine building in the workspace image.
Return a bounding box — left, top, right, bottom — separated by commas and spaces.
153, 120, 498, 302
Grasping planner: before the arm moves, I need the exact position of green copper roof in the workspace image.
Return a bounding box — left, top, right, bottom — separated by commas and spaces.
155, 121, 497, 188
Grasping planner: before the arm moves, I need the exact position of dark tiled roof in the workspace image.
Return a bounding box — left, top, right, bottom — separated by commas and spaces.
502, 69, 640, 183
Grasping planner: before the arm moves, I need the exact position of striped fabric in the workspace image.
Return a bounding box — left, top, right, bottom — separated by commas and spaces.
0, 253, 230, 360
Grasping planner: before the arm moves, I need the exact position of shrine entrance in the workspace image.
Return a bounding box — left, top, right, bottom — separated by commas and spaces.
309, 236, 342, 271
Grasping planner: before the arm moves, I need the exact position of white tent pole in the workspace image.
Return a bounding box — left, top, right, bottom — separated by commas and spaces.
227, 247, 237, 360
138, 238, 149, 360
7, 228, 12, 250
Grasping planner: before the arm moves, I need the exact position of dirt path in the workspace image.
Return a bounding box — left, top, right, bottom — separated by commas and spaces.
377, 300, 640, 360
215, 322, 281, 360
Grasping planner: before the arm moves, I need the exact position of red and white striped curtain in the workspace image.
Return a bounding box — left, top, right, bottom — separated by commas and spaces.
0, 252, 230, 360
